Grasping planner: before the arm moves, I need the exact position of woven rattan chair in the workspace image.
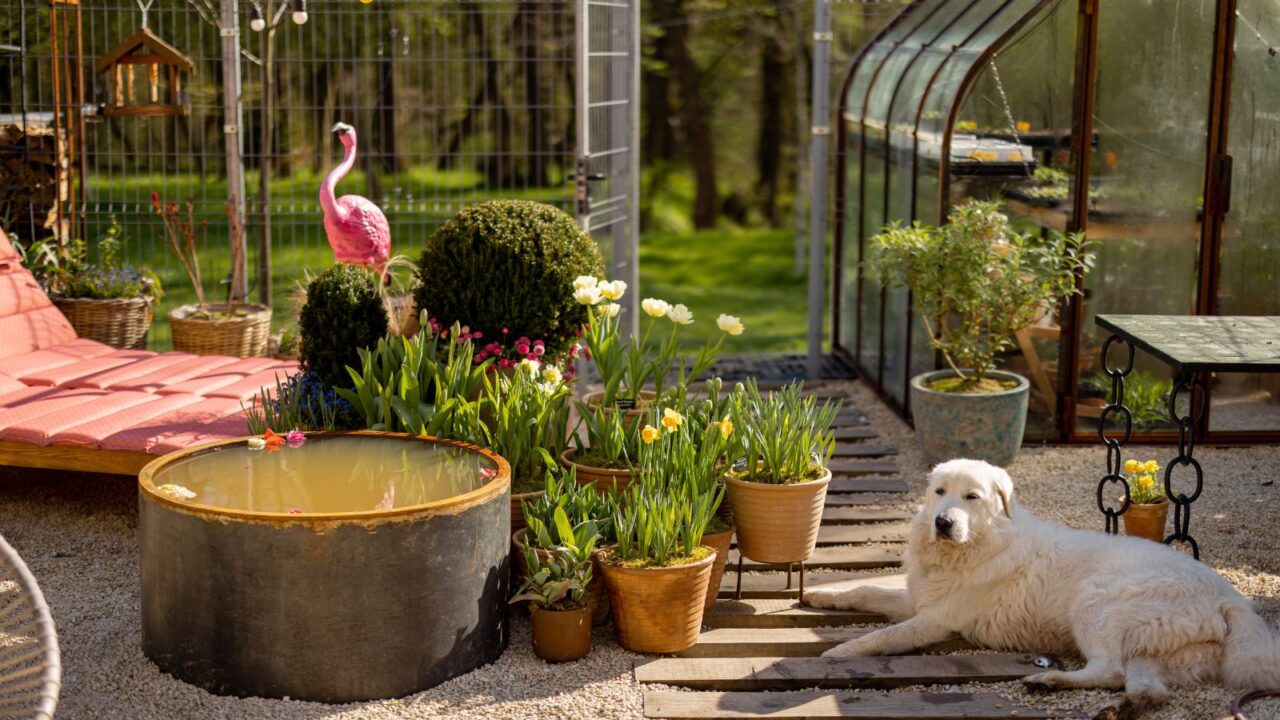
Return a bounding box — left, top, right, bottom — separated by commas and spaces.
0, 535, 59, 720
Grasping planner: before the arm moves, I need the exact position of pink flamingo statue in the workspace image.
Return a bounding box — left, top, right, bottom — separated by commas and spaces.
320, 122, 391, 274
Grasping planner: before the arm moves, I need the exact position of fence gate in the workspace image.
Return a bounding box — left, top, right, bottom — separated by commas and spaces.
575, 0, 640, 334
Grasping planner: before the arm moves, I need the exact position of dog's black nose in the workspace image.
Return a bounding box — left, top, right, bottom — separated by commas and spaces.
934, 515, 953, 533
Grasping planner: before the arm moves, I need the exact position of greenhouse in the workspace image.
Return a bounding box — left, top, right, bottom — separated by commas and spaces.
834, 0, 1280, 442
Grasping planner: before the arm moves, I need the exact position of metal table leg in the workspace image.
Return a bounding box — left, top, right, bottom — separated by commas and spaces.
1096, 335, 1135, 534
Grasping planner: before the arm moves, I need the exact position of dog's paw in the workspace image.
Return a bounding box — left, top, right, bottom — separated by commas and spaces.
1091, 698, 1137, 720
1021, 671, 1063, 693
820, 639, 874, 658
802, 589, 848, 609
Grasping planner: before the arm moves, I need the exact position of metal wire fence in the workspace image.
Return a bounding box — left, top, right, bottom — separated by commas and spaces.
1, 0, 578, 309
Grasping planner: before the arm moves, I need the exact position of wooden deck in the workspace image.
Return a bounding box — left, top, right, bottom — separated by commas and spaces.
637, 386, 1064, 719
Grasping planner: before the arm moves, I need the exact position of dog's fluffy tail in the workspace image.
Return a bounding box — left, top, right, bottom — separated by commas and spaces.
1222, 600, 1280, 689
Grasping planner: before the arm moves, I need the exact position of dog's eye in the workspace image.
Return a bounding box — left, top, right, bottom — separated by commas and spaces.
934, 487, 945, 496
964, 493, 980, 501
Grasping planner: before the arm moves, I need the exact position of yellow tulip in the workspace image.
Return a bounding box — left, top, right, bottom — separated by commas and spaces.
640, 425, 660, 444
1143, 460, 1159, 474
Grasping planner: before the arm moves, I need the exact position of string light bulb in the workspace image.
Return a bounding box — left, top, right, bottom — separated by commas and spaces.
249, 5, 266, 31
291, 0, 308, 25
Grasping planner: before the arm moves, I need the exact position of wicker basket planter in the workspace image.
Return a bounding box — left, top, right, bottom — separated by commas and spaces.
169, 303, 272, 357
52, 295, 153, 349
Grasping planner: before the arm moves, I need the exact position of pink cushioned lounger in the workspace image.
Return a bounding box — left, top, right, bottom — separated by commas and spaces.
108, 355, 243, 393
0, 338, 116, 378
0, 389, 159, 445
51, 393, 206, 448
148, 412, 253, 454
156, 358, 292, 397
99, 397, 247, 454
0, 385, 74, 411
205, 364, 300, 400
0, 373, 26, 397
0, 307, 79, 360
61, 352, 196, 390
19, 350, 155, 387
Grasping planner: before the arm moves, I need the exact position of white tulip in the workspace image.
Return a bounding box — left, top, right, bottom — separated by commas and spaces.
519, 358, 541, 376
642, 298, 671, 318
542, 366, 563, 385
574, 286, 603, 305
716, 314, 745, 336
599, 280, 627, 300
598, 302, 622, 318
573, 275, 599, 290
667, 304, 694, 325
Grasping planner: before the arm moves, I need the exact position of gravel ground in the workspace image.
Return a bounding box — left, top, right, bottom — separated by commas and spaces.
0, 379, 1276, 719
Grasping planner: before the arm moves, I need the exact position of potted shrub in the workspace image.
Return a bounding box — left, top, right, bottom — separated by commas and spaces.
725, 381, 839, 566
515, 468, 617, 624
600, 450, 722, 654
578, 279, 744, 418
483, 358, 573, 530
414, 200, 604, 369
561, 403, 639, 494
869, 200, 1094, 466
299, 264, 390, 389
33, 225, 161, 349
635, 391, 737, 613
1121, 459, 1169, 543
510, 518, 594, 663
155, 196, 272, 356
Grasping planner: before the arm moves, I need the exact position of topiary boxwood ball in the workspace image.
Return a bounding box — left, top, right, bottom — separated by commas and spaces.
299, 264, 389, 389
414, 200, 604, 357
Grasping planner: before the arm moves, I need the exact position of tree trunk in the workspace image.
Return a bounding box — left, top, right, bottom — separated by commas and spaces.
659, 0, 718, 228
642, 0, 675, 163
756, 11, 787, 227
376, 3, 402, 175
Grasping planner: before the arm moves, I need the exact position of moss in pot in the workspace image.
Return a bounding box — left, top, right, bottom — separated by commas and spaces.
725, 380, 839, 566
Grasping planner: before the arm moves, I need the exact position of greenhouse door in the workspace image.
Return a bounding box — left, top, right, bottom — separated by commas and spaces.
575, 0, 640, 334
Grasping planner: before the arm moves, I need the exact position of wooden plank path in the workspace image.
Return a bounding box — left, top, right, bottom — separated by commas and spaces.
640, 385, 1057, 719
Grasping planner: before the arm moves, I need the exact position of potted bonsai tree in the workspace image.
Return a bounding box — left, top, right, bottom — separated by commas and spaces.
32, 223, 161, 349
155, 196, 272, 357
1122, 459, 1169, 543
600, 474, 721, 654
869, 200, 1094, 466
725, 380, 839, 570
515, 468, 617, 624
510, 515, 595, 663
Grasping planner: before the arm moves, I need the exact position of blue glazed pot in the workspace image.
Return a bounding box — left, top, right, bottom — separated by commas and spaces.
909, 369, 1030, 468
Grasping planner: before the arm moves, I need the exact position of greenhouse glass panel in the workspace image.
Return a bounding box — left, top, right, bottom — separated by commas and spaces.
1210, 0, 1280, 432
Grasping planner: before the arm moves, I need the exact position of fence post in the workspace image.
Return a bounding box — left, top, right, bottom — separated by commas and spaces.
806, 0, 831, 380
220, 0, 248, 302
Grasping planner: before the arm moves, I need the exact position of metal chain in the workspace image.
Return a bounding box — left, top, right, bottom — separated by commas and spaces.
987, 59, 1034, 178
1164, 373, 1206, 559
1096, 336, 1135, 534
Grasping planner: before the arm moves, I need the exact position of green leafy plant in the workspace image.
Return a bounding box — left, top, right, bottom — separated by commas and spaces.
868, 200, 1094, 387
578, 277, 745, 405
25, 220, 162, 302
1123, 458, 1166, 505
571, 401, 639, 469
611, 479, 719, 568
1085, 371, 1172, 429
300, 264, 390, 390
338, 314, 487, 443
510, 544, 593, 611
483, 360, 573, 494
244, 372, 354, 434
728, 380, 838, 485
414, 200, 604, 361
523, 468, 619, 548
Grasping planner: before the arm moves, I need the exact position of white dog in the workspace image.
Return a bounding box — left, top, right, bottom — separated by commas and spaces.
804, 459, 1280, 719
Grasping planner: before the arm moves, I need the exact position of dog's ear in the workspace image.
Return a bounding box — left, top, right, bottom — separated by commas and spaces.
992, 467, 1015, 519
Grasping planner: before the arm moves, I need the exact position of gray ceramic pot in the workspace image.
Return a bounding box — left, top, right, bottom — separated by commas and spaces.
910, 369, 1030, 467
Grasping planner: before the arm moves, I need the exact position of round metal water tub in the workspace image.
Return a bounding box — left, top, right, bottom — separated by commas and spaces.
138, 431, 511, 703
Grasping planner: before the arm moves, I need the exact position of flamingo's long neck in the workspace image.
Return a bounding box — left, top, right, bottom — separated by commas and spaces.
320, 135, 357, 219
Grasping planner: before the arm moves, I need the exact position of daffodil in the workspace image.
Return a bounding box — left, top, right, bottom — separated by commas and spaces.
642, 298, 670, 318
519, 358, 541, 376
1124, 459, 1141, 474
542, 366, 563, 385
716, 416, 733, 439
640, 425, 660, 444
661, 407, 684, 432
667, 304, 694, 325
574, 286, 603, 305
598, 302, 621, 318
716, 314, 744, 336
599, 279, 627, 300
573, 275, 599, 290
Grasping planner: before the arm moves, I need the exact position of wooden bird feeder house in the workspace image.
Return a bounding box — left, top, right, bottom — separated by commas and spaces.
95, 28, 194, 117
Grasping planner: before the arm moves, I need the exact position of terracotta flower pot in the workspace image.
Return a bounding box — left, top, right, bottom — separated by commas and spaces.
560, 448, 632, 495
600, 549, 715, 654
582, 389, 657, 431
530, 604, 591, 663
700, 524, 735, 613
510, 489, 544, 533
726, 469, 831, 565
512, 528, 610, 625
1123, 500, 1170, 543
